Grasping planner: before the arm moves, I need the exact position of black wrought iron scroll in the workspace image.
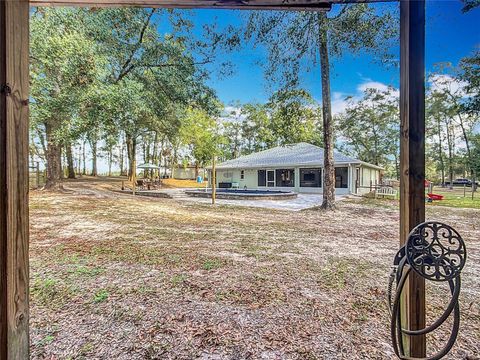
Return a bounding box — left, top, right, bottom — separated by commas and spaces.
388, 221, 467, 360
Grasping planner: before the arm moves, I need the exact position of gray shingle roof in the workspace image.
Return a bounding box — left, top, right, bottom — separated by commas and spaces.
214, 143, 382, 170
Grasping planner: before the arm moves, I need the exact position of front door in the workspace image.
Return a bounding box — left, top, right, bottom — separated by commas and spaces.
267, 170, 275, 187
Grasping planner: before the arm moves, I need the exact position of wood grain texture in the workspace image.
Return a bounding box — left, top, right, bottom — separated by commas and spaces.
29, 0, 394, 9
399, 0, 426, 357
0, 0, 30, 359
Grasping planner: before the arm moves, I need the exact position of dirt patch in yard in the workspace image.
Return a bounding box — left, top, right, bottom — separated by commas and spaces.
29, 180, 480, 359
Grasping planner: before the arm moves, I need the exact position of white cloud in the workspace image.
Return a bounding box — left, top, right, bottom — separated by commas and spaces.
222, 80, 400, 119
473, 122, 480, 135
429, 74, 468, 97
357, 81, 390, 93
331, 91, 351, 115
331, 80, 399, 116
358, 80, 399, 98
220, 106, 246, 123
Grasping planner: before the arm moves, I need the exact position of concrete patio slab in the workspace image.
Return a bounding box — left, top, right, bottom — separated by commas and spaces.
169, 189, 346, 211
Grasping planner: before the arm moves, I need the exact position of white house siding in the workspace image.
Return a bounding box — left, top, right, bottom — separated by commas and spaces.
356, 166, 381, 195
213, 165, 375, 195
210, 144, 383, 195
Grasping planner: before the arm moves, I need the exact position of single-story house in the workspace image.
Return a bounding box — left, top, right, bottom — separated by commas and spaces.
208, 143, 383, 195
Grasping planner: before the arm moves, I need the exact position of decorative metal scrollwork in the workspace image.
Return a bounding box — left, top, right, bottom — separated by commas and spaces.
406, 222, 466, 282
388, 221, 467, 360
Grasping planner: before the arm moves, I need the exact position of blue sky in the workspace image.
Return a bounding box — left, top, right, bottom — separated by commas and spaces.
177, 1, 479, 111
92, 1, 480, 173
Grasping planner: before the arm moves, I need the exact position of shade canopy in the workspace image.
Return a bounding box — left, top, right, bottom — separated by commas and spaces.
137, 163, 160, 169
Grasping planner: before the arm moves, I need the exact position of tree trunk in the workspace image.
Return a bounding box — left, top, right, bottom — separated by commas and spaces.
159, 137, 165, 178
82, 139, 87, 175
472, 171, 476, 199
394, 152, 400, 180
142, 140, 147, 178
456, 112, 475, 195
119, 134, 125, 176
108, 146, 113, 177
58, 144, 64, 179
65, 142, 76, 179
29, 133, 36, 167
126, 134, 137, 181
152, 131, 159, 179
195, 162, 199, 178
44, 123, 62, 189
90, 139, 98, 177
170, 144, 178, 179
318, 13, 335, 210
436, 117, 445, 185
445, 118, 454, 189
77, 145, 82, 175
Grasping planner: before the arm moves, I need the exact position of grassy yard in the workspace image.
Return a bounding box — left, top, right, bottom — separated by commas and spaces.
29, 179, 480, 359
427, 187, 480, 209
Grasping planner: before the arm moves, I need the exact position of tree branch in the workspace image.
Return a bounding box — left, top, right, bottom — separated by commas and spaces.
115, 8, 156, 83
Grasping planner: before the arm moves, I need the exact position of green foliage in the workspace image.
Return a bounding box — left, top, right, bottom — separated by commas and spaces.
220, 89, 322, 160
31, 277, 76, 307
93, 289, 109, 303
30, 8, 220, 183
267, 89, 322, 146
201, 258, 222, 271
31, 278, 59, 306
239, 103, 272, 152
244, 4, 397, 208
180, 107, 222, 167
30, 8, 104, 144
426, 64, 479, 183
461, 0, 480, 13
460, 51, 480, 114
244, 4, 398, 87
471, 134, 480, 175
337, 87, 399, 170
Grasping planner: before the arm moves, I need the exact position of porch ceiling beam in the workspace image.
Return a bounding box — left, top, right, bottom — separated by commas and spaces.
30, 0, 396, 10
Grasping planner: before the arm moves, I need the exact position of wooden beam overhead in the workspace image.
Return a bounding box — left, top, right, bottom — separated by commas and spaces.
30, 0, 395, 10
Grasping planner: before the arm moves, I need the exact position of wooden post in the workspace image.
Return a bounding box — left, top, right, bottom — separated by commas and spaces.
0, 0, 30, 358
211, 156, 216, 205
399, 0, 426, 357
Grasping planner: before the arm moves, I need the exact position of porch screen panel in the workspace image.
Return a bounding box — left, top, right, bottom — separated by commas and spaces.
335, 167, 348, 188
300, 168, 322, 187
275, 169, 295, 187
258, 170, 266, 186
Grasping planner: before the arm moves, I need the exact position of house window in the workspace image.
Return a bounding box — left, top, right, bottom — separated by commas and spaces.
335, 167, 348, 188
300, 168, 321, 187
275, 169, 295, 187
258, 170, 266, 187
240, 170, 245, 180
267, 170, 275, 187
